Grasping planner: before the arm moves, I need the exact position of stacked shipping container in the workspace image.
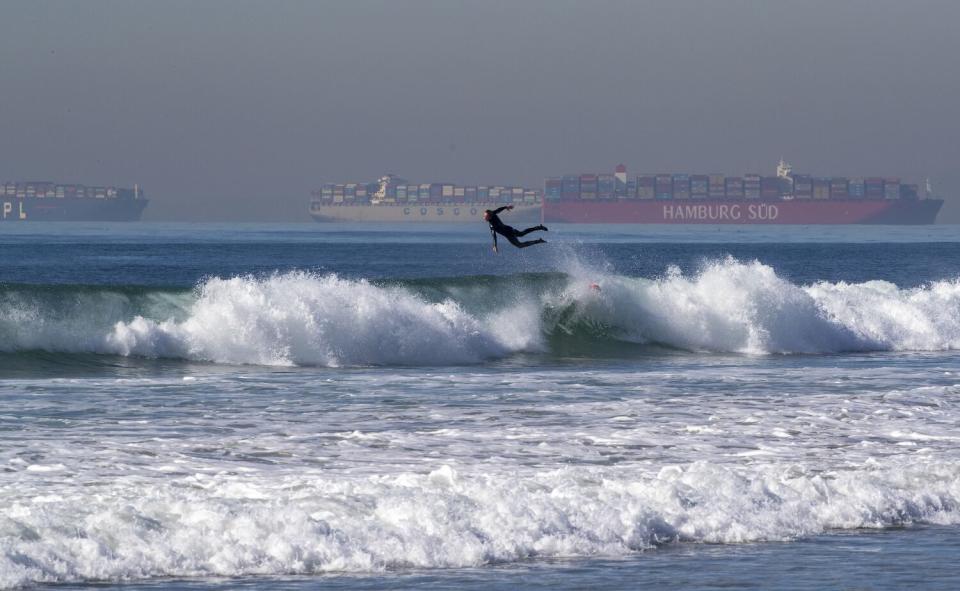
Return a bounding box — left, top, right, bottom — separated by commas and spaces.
580, 175, 598, 199
598, 174, 615, 199
638, 176, 655, 199
0, 182, 130, 199
314, 180, 543, 205
761, 176, 780, 198
812, 178, 831, 200
655, 175, 672, 199
543, 165, 923, 202
830, 178, 848, 198
708, 175, 726, 197
691, 175, 709, 198
725, 177, 744, 198
849, 179, 865, 198
308, 164, 926, 213
672, 174, 691, 199
884, 178, 901, 200
793, 175, 813, 198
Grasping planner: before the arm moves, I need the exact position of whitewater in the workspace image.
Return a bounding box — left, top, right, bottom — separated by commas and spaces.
3, 258, 960, 366
2, 223, 960, 590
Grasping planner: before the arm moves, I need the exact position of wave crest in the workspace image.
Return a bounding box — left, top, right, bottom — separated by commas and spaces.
2, 260, 959, 365
556, 258, 908, 354
106, 273, 542, 366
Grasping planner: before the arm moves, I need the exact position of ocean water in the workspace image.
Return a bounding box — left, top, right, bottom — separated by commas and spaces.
2, 222, 960, 590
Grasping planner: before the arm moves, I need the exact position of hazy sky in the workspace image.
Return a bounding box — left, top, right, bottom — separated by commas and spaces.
2, 0, 959, 221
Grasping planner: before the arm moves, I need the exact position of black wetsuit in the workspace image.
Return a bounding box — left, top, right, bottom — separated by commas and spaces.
486, 206, 547, 249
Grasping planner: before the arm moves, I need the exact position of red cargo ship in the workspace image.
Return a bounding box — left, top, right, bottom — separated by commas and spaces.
542, 160, 943, 224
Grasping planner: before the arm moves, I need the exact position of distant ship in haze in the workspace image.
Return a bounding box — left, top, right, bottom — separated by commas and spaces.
0, 181, 148, 222
542, 160, 943, 224
309, 174, 542, 223
311, 160, 943, 225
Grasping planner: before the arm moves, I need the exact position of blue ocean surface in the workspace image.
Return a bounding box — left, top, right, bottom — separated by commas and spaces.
2, 222, 960, 590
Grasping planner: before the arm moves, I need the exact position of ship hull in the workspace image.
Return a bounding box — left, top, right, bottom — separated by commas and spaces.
310, 202, 542, 223
1, 197, 148, 222
542, 198, 943, 224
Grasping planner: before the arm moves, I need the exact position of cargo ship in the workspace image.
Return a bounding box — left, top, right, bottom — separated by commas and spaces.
309, 175, 542, 223
542, 160, 943, 224
0, 181, 148, 222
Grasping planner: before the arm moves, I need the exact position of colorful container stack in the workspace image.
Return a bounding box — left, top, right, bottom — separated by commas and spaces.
540, 161, 942, 224
309, 174, 543, 223
312, 180, 539, 205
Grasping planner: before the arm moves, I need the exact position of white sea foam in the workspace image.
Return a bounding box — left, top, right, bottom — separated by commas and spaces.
1, 460, 958, 588
2, 261, 959, 364
560, 257, 960, 354
14, 273, 541, 366
2, 357, 959, 587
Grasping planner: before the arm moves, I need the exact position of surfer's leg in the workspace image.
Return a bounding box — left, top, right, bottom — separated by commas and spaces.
502, 227, 546, 248
515, 225, 548, 237
508, 236, 546, 248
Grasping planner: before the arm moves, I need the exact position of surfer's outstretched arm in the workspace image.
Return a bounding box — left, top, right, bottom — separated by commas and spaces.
490, 205, 513, 215
491, 228, 499, 253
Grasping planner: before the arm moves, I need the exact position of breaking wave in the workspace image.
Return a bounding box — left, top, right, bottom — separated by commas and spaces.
2, 258, 960, 366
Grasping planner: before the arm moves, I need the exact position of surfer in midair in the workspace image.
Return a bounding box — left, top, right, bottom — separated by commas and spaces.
484, 205, 548, 253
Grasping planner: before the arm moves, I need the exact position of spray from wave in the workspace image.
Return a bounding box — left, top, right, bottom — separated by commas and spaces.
1, 259, 959, 366
105, 273, 543, 366
554, 257, 960, 354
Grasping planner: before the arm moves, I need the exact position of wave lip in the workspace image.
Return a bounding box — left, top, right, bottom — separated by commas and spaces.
105, 273, 541, 367
2, 260, 960, 365
554, 259, 858, 354
554, 257, 960, 355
